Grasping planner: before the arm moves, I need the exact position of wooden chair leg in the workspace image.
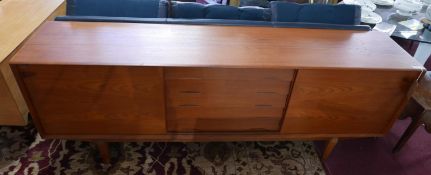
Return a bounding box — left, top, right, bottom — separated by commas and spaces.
322, 138, 338, 160
95, 142, 111, 164
399, 98, 423, 120
393, 110, 427, 153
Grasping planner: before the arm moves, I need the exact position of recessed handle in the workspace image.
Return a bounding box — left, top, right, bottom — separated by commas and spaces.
180, 91, 201, 94
178, 104, 200, 107
255, 104, 273, 107
256, 91, 276, 94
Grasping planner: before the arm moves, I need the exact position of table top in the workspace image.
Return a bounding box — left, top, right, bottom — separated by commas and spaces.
374, 5, 431, 44
0, 0, 64, 63
11, 21, 424, 71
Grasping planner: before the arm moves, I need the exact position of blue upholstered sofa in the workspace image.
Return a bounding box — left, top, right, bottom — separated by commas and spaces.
56, 0, 370, 30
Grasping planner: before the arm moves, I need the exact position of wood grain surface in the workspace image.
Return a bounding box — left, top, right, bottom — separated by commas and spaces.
282, 69, 422, 134
0, 71, 24, 125
13, 65, 166, 135
9, 21, 424, 142
0, 0, 65, 125
165, 68, 293, 132
11, 21, 423, 71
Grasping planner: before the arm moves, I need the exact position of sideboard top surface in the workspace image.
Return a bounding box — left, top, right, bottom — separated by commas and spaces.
11, 21, 423, 71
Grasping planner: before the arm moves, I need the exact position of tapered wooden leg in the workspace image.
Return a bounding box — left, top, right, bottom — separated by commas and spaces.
399, 99, 423, 120
322, 138, 338, 160
95, 142, 111, 164
393, 111, 428, 153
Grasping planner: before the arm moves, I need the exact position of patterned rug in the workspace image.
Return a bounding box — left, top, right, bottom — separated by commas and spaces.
0, 123, 325, 175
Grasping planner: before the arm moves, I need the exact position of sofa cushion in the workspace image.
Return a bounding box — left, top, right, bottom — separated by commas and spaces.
270, 2, 361, 25
239, 7, 271, 21
66, 0, 163, 18
172, 2, 270, 21
167, 18, 273, 27
240, 0, 270, 8
171, 2, 206, 18
205, 5, 241, 19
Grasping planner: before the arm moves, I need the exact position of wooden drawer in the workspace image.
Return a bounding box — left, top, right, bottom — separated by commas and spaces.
168, 93, 287, 108
165, 68, 294, 81
167, 117, 281, 132
167, 107, 283, 132
167, 79, 289, 108
164, 68, 294, 132
167, 107, 285, 119
167, 79, 291, 96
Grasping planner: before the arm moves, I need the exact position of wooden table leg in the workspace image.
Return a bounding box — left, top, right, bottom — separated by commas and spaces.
393, 110, 428, 153
322, 138, 338, 160
95, 142, 111, 164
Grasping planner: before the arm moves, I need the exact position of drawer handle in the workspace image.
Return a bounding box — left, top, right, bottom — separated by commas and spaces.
180, 91, 201, 94
178, 104, 200, 107
263, 76, 277, 80
171, 77, 203, 80
248, 128, 272, 131
255, 104, 273, 107
256, 91, 276, 94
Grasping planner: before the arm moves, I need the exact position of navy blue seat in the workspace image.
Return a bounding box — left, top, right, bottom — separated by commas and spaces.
170, 2, 271, 21
171, 2, 206, 19
239, 6, 271, 21
270, 2, 361, 25
66, 0, 168, 18
56, 0, 369, 31
166, 18, 273, 27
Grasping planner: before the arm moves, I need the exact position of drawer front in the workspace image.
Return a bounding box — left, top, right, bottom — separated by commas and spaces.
167, 79, 290, 108
167, 117, 281, 132
167, 79, 291, 96
165, 68, 295, 81
167, 107, 285, 119
165, 68, 294, 132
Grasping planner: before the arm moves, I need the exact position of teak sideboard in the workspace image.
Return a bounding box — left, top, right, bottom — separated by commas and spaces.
10, 22, 425, 161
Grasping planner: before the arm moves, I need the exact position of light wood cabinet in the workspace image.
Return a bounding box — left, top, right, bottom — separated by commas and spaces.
0, 0, 65, 125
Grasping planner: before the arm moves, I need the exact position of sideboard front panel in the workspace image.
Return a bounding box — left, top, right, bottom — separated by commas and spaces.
282, 69, 420, 134
165, 68, 294, 132
15, 65, 166, 135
